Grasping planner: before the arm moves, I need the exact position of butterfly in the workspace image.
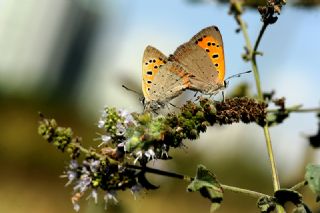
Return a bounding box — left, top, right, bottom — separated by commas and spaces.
141, 45, 191, 111
169, 26, 226, 96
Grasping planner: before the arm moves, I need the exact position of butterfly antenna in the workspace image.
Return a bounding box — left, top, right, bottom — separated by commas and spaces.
224, 70, 252, 82
122, 85, 143, 96
169, 102, 179, 109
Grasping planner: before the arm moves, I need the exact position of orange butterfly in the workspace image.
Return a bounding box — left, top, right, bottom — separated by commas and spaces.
141, 26, 226, 111
141, 46, 191, 111
170, 26, 226, 95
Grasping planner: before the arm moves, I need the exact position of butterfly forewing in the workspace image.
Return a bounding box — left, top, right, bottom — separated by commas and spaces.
142, 46, 168, 102
190, 26, 225, 83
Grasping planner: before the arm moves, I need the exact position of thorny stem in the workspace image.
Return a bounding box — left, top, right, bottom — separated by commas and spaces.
236, 4, 282, 202
126, 164, 269, 199
290, 180, 308, 191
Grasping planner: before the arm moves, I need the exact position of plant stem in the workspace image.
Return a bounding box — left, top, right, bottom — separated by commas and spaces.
126, 164, 269, 199
236, 9, 281, 198
73, 142, 118, 164
290, 180, 308, 191
263, 126, 280, 190
221, 184, 269, 199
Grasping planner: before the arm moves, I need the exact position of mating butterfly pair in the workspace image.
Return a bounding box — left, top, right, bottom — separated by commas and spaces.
142, 26, 226, 111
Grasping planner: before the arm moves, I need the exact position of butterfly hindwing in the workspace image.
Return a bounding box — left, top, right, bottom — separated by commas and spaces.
148, 61, 190, 103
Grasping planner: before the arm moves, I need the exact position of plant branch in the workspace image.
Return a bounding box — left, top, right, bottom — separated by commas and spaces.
126, 164, 269, 199
234, 2, 281, 201
290, 180, 308, 191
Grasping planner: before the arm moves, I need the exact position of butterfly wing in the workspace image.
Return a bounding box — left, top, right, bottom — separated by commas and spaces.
142, 46, 168, 102
148, 61, 190, 104
170, 26, 225, 94
190, 26, 225, 83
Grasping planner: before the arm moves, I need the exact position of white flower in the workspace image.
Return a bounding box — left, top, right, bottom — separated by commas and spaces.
116, 122, 126, 136
104, 191, 118, 209
144, 148, 156, 161
131, 184, 143, 200
133, 151, 143, 165
89, 160, 100, 173
161, 144, 169, 158
98, 135, 111, 147
86, 189, 98, 204
119, 109, 136, 126
72, 202, 80, 212
65, 171, 77, 186
73, 174, 91, 193
98, 119, 105, 128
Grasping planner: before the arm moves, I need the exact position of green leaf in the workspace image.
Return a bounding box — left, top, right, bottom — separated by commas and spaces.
187, 165, 223, 212
305, 164, 320, 201
257, 196, 276, 213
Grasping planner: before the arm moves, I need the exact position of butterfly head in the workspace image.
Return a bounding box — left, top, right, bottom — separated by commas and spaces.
143, 100, 165, 113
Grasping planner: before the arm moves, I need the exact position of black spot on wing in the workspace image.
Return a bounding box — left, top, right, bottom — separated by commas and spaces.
147, 71, 153, 75
212, 54, 219, 58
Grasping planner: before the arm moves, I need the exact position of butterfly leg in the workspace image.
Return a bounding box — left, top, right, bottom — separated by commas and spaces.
194, 91, 198, 97
222, 91, 225, 102
169, 102, 179, 109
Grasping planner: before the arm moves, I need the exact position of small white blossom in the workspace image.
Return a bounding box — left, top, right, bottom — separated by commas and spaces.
116, 122, 126, 136
104, 191, 118, 209
86, 189, 98, 204
73, 174, 91, 193
131, 184, 143, 200
101, 109, 108, 118
65, 171, 77, 186
119, 109, 136, 126
161, 144, 169, 158
98, 135, 111, 147
144, 148, 156, 161
98, 119, 105, 128
133, 151, 143, 165
73, 202, 80, 212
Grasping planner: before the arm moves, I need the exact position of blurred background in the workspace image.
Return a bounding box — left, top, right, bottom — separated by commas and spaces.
0, 0, 320, 212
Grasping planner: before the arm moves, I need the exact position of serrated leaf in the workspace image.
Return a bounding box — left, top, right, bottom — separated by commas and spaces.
187, 165, 223, 212
257, 196, 276, 213
305, 164, 320, 202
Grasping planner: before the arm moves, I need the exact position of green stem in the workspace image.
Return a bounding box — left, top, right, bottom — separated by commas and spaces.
236, 10, 282, 211
290, 180, 308, 191
263, 126, 280, 191
126, 164, 269, 198
221, 184, 269, 199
